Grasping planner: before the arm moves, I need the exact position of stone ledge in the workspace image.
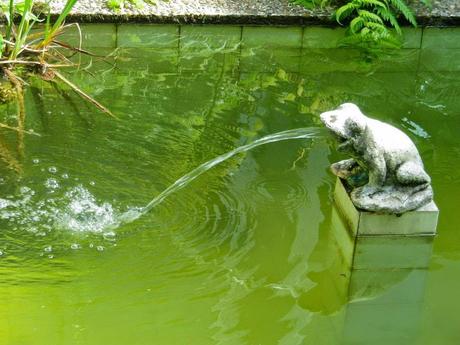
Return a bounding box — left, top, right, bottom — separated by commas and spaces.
42, 0, 460, 26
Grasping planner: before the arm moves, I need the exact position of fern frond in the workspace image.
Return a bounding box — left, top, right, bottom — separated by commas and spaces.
296, 0, 413, 50
361, 27, 371, 36
361, 0, 388, 10
377, 7, 401, 34
390, 0, 416, 27
335, 2, 358, 24
358, 9, 384, 23
350, 16, 365, 33
365, 21, 388, 33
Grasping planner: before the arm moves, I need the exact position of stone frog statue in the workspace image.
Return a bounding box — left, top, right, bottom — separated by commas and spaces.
320, 103, 433, 214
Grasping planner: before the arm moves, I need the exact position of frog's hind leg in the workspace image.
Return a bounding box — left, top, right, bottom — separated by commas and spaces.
396, 161, 431, 186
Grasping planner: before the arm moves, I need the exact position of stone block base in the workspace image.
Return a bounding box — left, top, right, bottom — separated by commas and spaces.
333, 178, 438, 236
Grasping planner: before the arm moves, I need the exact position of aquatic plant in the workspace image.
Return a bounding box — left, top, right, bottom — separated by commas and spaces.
0, 0, 113, 174
292, 0, 431, 48
0, 0, 113, 120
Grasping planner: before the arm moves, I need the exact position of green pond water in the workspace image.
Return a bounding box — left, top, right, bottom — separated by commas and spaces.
0, 25, 459, 345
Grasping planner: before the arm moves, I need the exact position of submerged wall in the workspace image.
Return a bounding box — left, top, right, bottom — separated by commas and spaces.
62, 24, 460, 73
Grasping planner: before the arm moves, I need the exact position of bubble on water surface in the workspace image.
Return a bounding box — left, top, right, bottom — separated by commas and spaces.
45, 178, 60, 190
0, 199, 13, 209
102, 231, 116, 240
20, 186, 34, 196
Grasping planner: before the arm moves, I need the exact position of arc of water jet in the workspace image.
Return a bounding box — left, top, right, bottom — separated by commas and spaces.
120, 127, 322, 225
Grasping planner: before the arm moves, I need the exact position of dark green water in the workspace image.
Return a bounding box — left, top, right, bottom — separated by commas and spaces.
0, 26, 459, 345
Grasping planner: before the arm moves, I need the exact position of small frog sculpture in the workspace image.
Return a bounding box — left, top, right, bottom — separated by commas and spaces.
320, 103, 433, 214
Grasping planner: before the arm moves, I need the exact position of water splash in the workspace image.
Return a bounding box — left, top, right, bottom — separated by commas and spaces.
55, 186, 120, 232
0, 184, 123, 233
120, 127, 321, 224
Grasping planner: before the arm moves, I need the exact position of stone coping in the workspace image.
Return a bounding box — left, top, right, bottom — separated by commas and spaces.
44, 0, 460, 26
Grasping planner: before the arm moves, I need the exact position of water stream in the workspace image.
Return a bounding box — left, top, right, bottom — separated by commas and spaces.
120, 127, 321, 225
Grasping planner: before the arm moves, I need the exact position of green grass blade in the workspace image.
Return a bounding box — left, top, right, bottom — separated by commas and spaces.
45, 9, 51, 38
41, 0, 78, 46
10, 0, 35, 59
5, 0, 14, 41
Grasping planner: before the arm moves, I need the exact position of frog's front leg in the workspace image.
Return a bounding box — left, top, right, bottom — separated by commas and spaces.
366, 152, 386, 187
331, 159, 359, 179
351, 153, 386, 198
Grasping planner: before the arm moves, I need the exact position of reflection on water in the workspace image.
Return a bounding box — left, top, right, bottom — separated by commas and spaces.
330, 205, 435, 345
0, 25, 459, 345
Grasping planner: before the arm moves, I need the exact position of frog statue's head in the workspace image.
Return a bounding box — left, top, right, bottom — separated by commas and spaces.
319, 103, 367, 153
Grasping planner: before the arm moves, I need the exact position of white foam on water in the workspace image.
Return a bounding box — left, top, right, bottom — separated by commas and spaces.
0, 184, 128, 234
55, 186, 119, 233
